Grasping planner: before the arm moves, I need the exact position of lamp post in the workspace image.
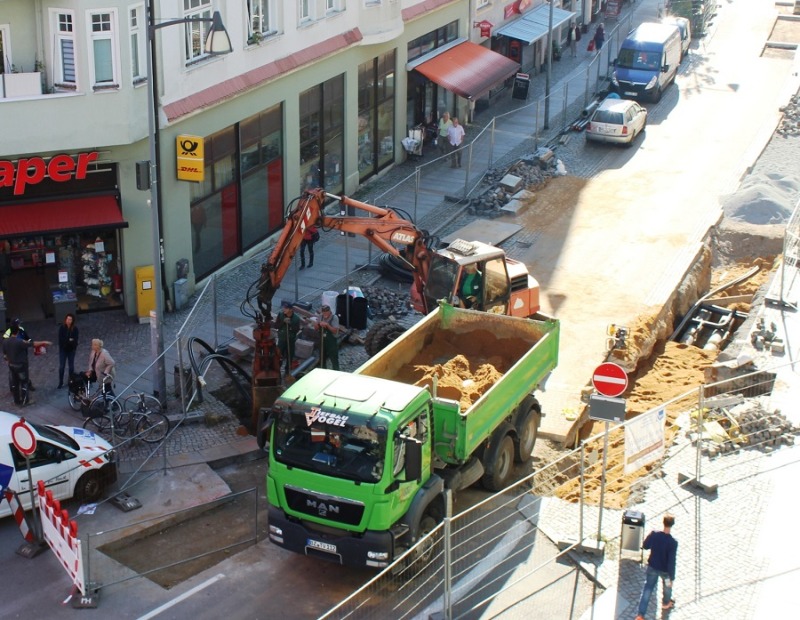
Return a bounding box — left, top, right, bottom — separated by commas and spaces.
143, 2, 231, 402
544, 0, 554, 129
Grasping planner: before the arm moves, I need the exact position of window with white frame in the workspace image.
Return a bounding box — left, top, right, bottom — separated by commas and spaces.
248, 0, 273, 39
88, 10, 119, 88
51, 10, 77, 87
184, 0, 213, 63
326, 0, 339, 13
299, 0, 312, 22
0, 25, 12, 74
129, 4, 146, 82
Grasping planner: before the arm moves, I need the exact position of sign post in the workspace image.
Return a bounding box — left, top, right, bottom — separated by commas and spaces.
590, 363, 628, 559
11, 418, 46, 556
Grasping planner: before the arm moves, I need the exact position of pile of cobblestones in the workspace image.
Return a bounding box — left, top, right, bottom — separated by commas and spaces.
777, 93, 800, 136
698, 396, 799, 457
468, 155, 558, 217
361, 284, 414, 319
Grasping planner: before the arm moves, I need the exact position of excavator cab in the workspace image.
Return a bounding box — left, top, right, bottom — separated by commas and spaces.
424, 242, 512, 314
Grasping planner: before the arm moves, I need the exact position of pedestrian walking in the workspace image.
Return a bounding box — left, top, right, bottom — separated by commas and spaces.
299, 224, 319, 270
57, 313, 79, 389
447, 117, 465, 168
316, 304, 340, 371
594, 23, 605, 53
2, 322, 51, 406
568, 22, 581, 57
276, 302, 301, 376
86, 338, 116, 395
437, 111, 452, 156
635, 513, 678, 619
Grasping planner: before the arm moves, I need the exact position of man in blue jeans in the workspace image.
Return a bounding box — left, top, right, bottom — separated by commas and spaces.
636, 513, 678, 619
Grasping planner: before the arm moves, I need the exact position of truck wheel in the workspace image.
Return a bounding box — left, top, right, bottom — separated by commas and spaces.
482, 429, 515, 491
408, 506, 443, 568
76, 471, 105, 502
514, 400, 541, 463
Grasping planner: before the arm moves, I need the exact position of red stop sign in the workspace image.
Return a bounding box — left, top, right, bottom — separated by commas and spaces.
592, 362, 628, 398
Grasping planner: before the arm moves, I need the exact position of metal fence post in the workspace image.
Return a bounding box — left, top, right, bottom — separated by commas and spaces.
463, 144, 472, 198
585, 64, 591, 105
488, 118, 496, 166
696, 385, 705, 483
212, 273, 219, 351
177, 334, 187, 414
534, 100, 540, 149
414, 167, 421, 222
443, 488, 454, 620
579, 442, 586, 543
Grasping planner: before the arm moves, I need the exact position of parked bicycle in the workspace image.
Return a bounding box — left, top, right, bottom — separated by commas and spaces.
68, 372, 121, 423
82, 390, 170, 444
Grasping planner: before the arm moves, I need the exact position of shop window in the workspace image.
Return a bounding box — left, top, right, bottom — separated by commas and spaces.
0, 26, 11, 74
299, 75, 344, 195
358, 51, 396, 182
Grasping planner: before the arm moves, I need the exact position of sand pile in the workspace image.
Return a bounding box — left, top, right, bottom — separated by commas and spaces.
392, 329, 530, 411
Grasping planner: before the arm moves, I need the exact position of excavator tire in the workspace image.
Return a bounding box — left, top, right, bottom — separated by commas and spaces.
365, 320, 406, 357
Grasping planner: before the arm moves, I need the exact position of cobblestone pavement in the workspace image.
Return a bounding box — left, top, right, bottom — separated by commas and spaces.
7, 0, 800, 616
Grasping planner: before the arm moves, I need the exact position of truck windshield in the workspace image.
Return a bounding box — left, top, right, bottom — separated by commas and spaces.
617, 48, 661, 71
425, 255, 460, 304
272, 408, 386, 484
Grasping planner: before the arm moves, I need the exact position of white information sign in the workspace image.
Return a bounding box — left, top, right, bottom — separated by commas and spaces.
624, 407, 666, 474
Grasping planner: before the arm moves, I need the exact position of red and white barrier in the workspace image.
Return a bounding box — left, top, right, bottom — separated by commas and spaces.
2, 488, 34, 542
36, 480, 85, 595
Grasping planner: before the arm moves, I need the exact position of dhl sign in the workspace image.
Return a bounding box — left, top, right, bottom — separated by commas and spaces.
176, 135, 205, 182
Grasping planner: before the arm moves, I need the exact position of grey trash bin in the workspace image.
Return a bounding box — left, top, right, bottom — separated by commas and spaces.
620, 510, 645, 559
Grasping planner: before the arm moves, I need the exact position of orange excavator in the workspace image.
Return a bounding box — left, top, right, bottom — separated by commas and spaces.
244, 187, 542, 427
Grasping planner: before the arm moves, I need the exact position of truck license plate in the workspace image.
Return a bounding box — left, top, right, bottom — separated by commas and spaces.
624, 91, 637, 96
307, 538, 337, 553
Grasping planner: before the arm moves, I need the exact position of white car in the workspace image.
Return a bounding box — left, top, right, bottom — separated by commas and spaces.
585, 98, 648, 146
0, 411, 116, 517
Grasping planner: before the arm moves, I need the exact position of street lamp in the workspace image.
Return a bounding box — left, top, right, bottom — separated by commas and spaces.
143, 3, 232, 402
544, 0, 554, 129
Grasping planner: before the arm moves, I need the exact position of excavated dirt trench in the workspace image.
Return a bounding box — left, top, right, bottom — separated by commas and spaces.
522, 175, 784, 507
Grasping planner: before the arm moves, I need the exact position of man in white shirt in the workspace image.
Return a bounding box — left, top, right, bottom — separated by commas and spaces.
447, 117, 466, 168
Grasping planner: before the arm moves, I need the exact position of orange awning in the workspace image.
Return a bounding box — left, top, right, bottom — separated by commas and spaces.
413, 42, 520, 100
0, 194, 128, 239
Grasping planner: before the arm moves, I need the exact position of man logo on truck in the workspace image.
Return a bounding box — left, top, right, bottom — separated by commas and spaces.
306, 499, 340, 517
305, 407, 349, 427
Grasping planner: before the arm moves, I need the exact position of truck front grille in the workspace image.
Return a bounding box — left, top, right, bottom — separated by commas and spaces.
284, 485, 365, 526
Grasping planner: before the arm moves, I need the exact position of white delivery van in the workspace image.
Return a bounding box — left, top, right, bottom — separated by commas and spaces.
0, 411, 117, 517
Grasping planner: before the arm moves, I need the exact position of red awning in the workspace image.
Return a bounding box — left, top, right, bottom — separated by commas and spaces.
0, 195, 128, 239
413, 42, 520, 100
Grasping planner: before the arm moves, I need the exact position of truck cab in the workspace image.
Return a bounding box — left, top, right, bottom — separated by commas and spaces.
266, 370, 437, 568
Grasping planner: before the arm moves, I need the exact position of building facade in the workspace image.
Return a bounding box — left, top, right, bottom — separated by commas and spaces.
0, 0, 564, 322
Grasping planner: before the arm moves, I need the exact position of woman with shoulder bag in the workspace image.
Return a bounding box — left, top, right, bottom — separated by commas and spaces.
57, 313, 79, 389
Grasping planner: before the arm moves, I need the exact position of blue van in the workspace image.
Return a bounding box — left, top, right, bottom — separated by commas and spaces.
611, 22, 682, 102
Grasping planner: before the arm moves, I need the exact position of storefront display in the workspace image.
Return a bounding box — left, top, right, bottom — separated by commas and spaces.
0, 230, 122, 320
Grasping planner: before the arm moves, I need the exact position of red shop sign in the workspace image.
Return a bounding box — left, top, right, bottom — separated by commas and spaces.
475, 20, 494, 38
0, 151, 99, 196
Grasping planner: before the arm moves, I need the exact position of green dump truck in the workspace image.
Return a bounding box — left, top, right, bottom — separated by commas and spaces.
265, 303, 559, 568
